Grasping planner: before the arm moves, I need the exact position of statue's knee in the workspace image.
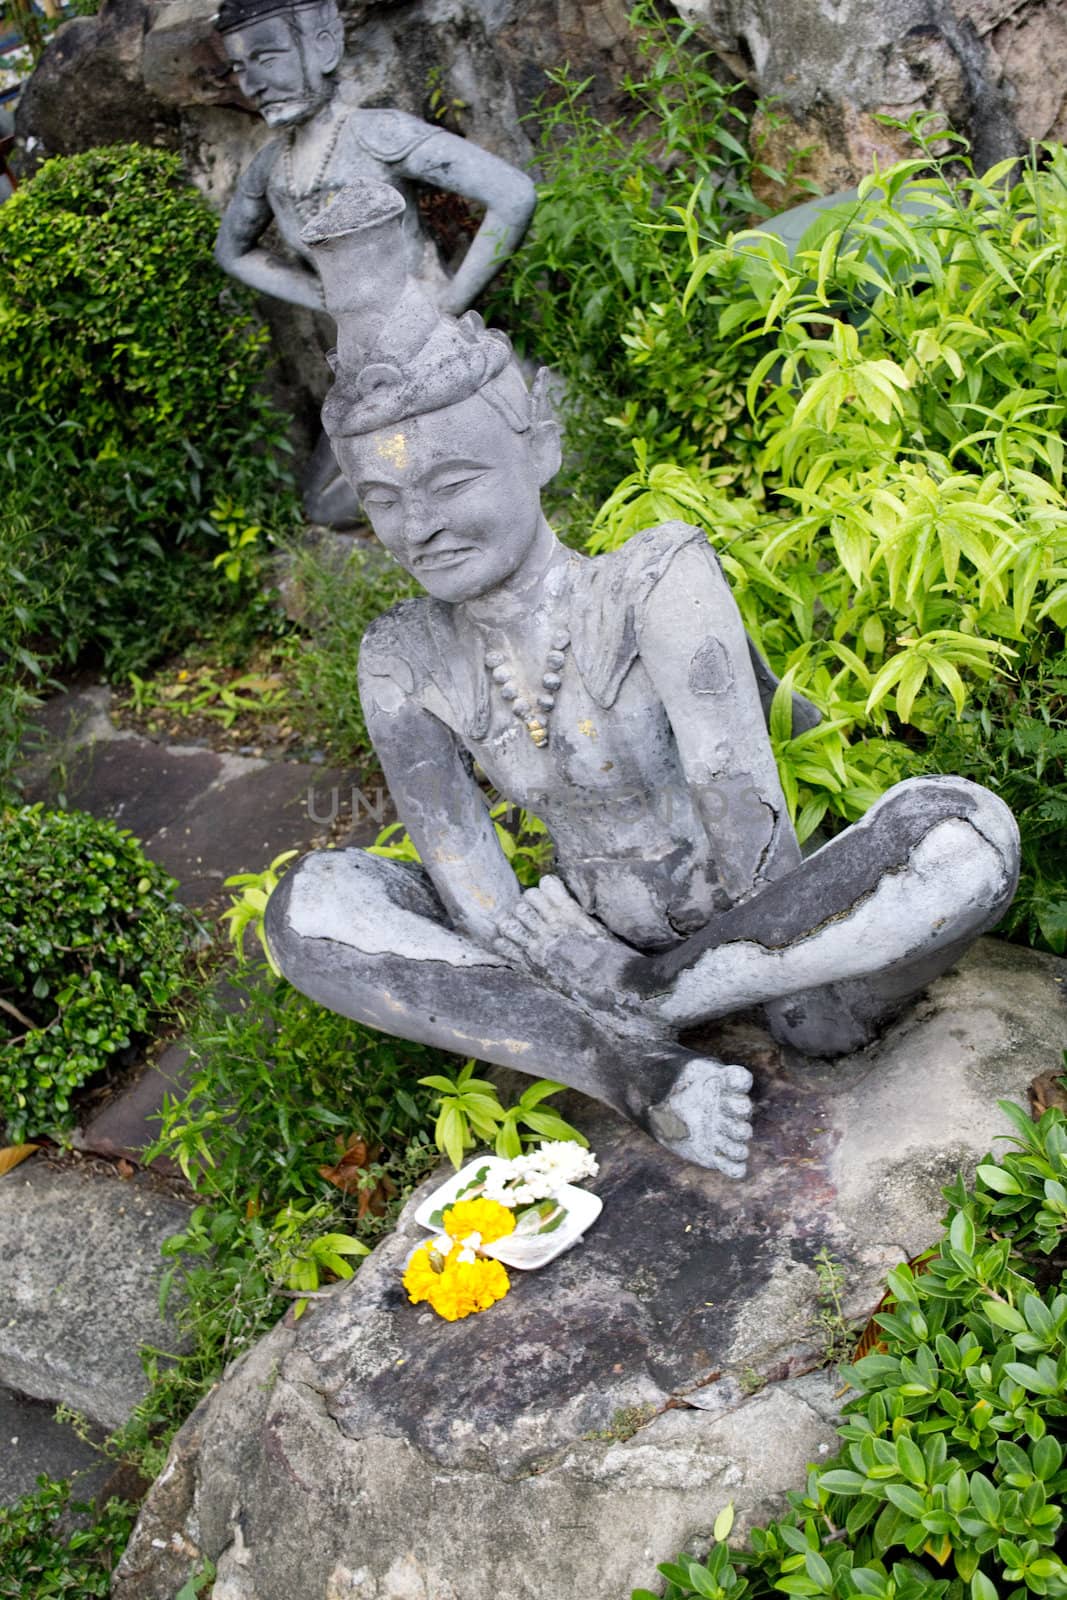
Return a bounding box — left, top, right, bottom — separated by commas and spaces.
899, 776, 1020, 926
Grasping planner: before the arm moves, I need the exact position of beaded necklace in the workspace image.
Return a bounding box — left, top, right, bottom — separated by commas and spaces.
283, 110, 345, 219
484, 631, 570, 749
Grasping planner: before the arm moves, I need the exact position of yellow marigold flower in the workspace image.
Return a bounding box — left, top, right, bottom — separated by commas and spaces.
442, 1197, 516, 1244
403, 1242, 511, 1320
430, 1256, 511, 1321
402, 1243, 444, 1304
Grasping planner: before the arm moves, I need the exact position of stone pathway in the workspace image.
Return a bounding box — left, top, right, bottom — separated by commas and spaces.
2, 680, 378, 1506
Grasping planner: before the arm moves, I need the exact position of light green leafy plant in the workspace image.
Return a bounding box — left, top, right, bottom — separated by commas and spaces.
370, 802, 553, 888
220, 850, 298, 974
590, 126, 1067, 936
418, 1060, 588, 1169
265, 1198, 369, 1318
633, 1097, 1067, 1600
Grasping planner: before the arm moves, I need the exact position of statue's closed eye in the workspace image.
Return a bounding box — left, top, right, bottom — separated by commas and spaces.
433, 473, 485, 498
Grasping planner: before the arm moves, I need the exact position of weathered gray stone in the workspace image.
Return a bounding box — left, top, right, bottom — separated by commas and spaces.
674, 0, 1023, 170
14, 0, 180, 156
0, 1160, 191, 1431
0, 1384, 110, 1506
112, 938, 1065, 1600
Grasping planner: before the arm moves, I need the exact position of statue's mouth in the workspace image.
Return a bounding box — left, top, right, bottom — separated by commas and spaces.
413, 547, 474, 572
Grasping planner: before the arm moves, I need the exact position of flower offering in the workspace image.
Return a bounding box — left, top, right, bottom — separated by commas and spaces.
404, 1143, 602, 1320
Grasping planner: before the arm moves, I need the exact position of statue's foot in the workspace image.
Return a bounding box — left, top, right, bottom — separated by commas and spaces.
493, 874, 639, 1010
645, 1059, 754, 1179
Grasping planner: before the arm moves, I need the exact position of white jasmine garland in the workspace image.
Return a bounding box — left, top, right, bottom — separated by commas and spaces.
482, 1141, 599, 1207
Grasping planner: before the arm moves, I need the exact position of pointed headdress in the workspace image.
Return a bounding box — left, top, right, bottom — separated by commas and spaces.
299, 181, 534, 438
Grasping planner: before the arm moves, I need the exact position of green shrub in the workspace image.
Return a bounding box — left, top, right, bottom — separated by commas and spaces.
0, 805, 192, 1139
636, 1096, 1067, 1600
589, 128, 1067, 944
134, 961, 442, 1417
0, 143, 297, 680
0, 1476, 136, 1599
483, 2, 802, 526
286, 541, 419, 764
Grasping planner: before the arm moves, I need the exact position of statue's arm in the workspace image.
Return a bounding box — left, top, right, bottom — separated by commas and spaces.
361, 668, 523, 946
637, 542, 803, 905
396, 128, 536, 314
214, 143, 324, 312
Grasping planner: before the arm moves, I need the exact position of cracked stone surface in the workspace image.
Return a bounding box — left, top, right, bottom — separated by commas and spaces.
21, 684, 361, 908
113, 937, 1065, 1600
0, 1160, 191, 1431
0, 1384, 111, 1505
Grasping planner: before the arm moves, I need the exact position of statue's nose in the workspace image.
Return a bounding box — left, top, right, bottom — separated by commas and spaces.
236, 62, 264, 95
402, 498, 446, 548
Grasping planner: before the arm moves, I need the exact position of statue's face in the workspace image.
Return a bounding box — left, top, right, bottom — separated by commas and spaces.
224, 14, 335, 128
335, 393, 559, 604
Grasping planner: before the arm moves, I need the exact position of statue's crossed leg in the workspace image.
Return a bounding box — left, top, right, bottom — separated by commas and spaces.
265, 776, 1019, 1178
265, 852, 755, 1176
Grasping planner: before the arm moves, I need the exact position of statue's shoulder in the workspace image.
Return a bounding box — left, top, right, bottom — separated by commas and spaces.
358, 595, 445, 699
360, 595, 430, 675
347, 107, 436, 165
237, 137, 285, 196
571, 523, 717, 708
585, 520, 711, 599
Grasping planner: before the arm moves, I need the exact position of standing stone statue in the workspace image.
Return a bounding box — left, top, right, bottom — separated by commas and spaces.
264, 182, 1021, 1179
213, 0, 536, 525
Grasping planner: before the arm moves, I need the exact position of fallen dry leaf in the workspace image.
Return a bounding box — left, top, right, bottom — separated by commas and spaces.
852, 1247, 935, 1360
1029, 1070, 1067, 1119
319, 1133, 396, 1218
0, 1143, 40, 1176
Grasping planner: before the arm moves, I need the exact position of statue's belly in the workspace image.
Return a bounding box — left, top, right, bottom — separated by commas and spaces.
472, 687, 722, 948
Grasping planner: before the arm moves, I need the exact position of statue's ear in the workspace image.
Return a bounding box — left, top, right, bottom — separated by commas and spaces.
314, 17, 344, 74
530, 367, 557, 428
530, 369, 561, 486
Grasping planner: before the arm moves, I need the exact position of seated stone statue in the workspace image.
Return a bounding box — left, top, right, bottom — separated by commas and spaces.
264, 182, 1021, 1178
213, 0, 536, 525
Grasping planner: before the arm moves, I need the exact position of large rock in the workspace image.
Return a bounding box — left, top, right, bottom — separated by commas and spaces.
14, 0, 181, 157
674, 0, 1056, 178
113, 937, 1066, 1600
0, 1159, 191, 1431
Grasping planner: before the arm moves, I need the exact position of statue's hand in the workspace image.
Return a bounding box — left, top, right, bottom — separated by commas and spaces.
436, 283, 467, 318
493, 874, 642, 1015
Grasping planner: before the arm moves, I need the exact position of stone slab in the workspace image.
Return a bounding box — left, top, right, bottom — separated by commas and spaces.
142, 758, 359, 907
22, 734, 225, 845
0, 1160, 191, 1431
113, 937, 1066, 1600
20, 681, 367, 908
0, 1384, 111, 1507
74, 1041, 196, 1173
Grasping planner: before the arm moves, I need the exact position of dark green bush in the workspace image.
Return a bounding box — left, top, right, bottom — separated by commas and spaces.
0, 1476, 136, 1599
0, 143, 297, 680
636, 1097, 1067, 1600
0, 805, 192, 1139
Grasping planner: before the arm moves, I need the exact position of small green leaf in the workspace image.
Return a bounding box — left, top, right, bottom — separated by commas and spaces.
976, 1165, 1023, 1195
713, 1502, 735, 1543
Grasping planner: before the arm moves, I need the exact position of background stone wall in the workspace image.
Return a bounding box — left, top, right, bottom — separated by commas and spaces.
14, 0, 1066, 433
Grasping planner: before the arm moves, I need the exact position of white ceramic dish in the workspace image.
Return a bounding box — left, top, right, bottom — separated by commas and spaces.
413, 1156, 603, 1271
